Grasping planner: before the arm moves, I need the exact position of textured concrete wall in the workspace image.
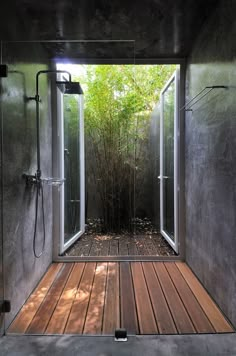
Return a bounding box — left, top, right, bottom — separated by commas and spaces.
1, 43, 53, 328
185, 0, 236, 326
0, 76, 3, 334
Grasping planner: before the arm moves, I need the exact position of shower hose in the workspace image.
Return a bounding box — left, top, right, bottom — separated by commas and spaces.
33, 180, 46, 258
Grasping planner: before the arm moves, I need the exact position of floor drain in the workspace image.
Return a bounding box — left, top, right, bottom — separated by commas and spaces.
114, 328, 127, 341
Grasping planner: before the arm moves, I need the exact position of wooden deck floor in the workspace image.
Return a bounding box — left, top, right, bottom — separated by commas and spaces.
63, 234, 176, 257
8, 262, 234, 335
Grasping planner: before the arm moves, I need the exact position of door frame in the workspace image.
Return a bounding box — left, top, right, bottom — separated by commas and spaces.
160, 70, 179, 253
57, 85, 85, 255
52, 59, 186, 262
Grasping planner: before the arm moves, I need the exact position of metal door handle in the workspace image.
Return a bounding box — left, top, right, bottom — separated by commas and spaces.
157, 176, 169, 179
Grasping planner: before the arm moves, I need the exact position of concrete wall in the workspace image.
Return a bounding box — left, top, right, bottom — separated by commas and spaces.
185, 0, 236, 327
1, 43, 53, 328
0, 79, 3, 334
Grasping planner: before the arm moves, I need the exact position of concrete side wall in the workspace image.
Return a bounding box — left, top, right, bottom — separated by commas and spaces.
185, 0, 236, 326
0, 76, 3, 334
1, 44, 53, 328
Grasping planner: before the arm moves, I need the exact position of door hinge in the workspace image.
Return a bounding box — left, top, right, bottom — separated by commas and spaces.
0, 300, 11, 313
0, 64, 8, 78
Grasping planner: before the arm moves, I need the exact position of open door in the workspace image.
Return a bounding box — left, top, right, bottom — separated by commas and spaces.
57, 83, 85, 255
159, 70, 179, 253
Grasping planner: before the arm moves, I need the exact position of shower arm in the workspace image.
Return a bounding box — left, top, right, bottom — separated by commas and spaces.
28, 69, 72, 182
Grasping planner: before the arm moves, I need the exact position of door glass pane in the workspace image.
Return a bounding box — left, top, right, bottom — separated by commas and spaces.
163, 81, 175, 240
64, 94, 81, 243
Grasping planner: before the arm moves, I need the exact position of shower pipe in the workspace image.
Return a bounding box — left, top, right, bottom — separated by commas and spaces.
23, 69, 72, 258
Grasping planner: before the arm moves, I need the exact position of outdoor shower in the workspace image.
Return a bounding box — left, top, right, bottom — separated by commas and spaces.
23, 69, 83, 258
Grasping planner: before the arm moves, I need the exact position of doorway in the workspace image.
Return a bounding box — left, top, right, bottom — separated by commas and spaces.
53, 64, 181, 259
160, 70, 179, 253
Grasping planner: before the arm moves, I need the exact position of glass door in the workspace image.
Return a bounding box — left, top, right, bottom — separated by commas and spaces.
159, 70, 179, 253
58, 85, 85, 255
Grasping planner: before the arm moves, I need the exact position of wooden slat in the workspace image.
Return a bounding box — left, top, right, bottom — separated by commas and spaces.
165, 263, 215, 333
152, 237, 164, 256
142, 262, 177, 334
120, 262, 139, 334
131, 262, 158, 334
119, 237, 129, 255
176, 262, 234, 333
144, 237, 159, 256
83, 263, 108, 334
26, 263, 73, 334
153, 262, 196, 334
78, 239, 92, 257
102, 262, 120, 334
65, 262, 96, 334
8, 263, 63, 333
136, 237, 148, 255
109, 239, 119, 255
127, 237, 138, 255
89, 241, 101, 256
99, 240, 110, 256
45, 263, 85, 334
70, 235, 91, 257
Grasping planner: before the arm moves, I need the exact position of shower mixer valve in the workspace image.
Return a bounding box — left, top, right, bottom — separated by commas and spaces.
22, 173, 65, 187
22, 173, 40, 186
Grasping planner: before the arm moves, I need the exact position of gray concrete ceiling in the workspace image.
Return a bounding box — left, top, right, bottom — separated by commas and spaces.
1, 0, 219, 59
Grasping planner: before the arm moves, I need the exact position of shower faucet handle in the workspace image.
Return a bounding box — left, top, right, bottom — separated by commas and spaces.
41, 177, 65, 186
22, 173, 37, 186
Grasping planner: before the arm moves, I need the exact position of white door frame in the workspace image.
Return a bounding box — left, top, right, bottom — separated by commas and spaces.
57, 88, 85, 255
160, 70, 179, 253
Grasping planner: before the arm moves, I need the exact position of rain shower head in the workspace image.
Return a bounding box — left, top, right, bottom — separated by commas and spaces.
56, 81, 83, 94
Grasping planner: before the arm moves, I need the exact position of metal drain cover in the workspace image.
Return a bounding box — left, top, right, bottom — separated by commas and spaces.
114, 328, 127, 341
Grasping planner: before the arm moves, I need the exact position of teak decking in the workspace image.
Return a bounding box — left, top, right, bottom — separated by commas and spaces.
63, 234, 176, 257
8, 262, 234, 335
